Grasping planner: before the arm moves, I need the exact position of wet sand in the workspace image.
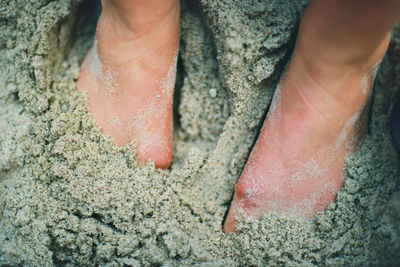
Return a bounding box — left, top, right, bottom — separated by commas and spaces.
1, 0, 400, 265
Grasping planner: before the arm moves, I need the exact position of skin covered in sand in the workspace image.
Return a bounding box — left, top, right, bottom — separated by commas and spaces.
224, 0, 400, 232
224, 62, 375, 231
77, 0, 180, 169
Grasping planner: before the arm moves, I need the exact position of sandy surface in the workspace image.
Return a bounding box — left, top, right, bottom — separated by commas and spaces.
1, 0, 400, 265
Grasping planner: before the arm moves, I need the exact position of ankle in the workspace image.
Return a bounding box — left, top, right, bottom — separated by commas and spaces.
101, 0, 180, 39
96, 0, 180, 64
297, 0, 394, 69
285, 51, 372, 126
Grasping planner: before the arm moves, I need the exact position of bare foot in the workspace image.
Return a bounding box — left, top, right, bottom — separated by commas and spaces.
77, 0, 180, 169
224, 55, 378, 232
224, 0, 397, 232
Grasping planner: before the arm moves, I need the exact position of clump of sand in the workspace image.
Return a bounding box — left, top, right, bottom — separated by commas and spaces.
1, 0, 400, 265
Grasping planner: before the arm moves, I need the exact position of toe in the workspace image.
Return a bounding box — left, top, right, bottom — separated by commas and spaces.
151, 148, 172, 169
223, 207, 237, 233
137, 141, 173, 169
224, 178, 266, 233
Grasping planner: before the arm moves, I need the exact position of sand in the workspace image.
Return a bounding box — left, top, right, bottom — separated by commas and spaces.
1, 0, 400, 265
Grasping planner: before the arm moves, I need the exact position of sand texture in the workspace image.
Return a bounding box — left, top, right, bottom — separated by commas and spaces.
1, 0, 400, 265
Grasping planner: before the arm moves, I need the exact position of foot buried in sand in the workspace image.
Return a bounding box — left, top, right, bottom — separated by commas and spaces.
77, 0, 180, 169
224, 64, 373, 232
224, 0, 399, 232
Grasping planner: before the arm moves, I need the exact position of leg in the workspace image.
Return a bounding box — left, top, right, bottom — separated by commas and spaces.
224, 0, 400, 232
77, 0, 180, 169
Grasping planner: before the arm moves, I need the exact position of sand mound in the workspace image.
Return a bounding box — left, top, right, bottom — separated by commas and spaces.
1, 0, 400, 265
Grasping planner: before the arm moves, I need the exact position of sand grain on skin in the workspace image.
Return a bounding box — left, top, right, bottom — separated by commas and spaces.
0, 0, 400, 266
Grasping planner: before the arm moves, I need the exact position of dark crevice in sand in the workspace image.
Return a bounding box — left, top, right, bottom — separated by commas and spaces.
172, 53, 184, 132
48, 232, 72, 266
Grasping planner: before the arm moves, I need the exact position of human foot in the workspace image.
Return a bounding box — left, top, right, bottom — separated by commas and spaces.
224, 57, 377, 232
224, 0, 395, 232
77, 0, 180, 169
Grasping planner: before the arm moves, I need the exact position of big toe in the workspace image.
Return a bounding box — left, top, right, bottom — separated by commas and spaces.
224, 178, 268, 233
136, 134, 173, 169
139, 147, 172, 169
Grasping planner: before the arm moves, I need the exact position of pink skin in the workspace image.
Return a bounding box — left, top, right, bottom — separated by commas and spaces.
224, 0, 400, 232
76, 0, 400, 230
77, 0, 180, 169
224, 58, 370, 231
